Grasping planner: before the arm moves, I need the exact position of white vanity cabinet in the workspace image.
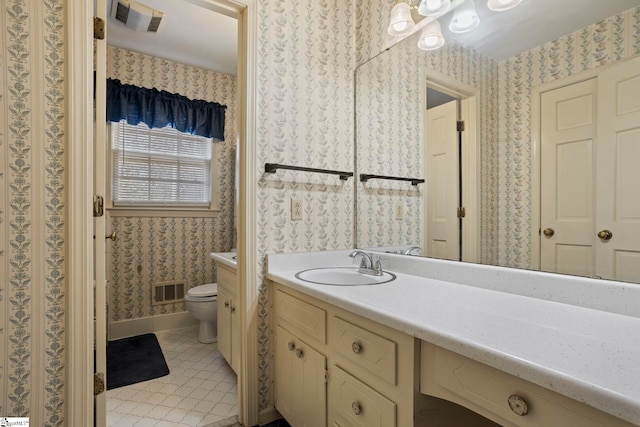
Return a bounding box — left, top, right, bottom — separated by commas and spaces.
272, 284, 420, 427
217, 264, 240, 373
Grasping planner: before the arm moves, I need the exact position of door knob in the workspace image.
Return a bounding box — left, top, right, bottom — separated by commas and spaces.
543, 228, 555, 237
106, 232, 117, 241
597, 229, 613, 240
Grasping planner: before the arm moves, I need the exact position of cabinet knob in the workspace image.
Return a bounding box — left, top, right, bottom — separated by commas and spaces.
508, 394, 529, 416
231, 306, 236, 313
352, 341, 362, 354
352, 401, 362, 415
597, 229, 613, 240
224, 301, 229, 308
287, 341, 295, 351
295, 348, 304, 359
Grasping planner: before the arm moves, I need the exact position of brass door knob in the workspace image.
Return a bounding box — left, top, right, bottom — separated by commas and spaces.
106, 232, 117, 241
543, 228, 555, 237
597, 229, 613, 240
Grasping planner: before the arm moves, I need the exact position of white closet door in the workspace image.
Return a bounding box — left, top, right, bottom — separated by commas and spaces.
596, 56, 640, 282
540, 79, 596, 277
426, 100, 459, 261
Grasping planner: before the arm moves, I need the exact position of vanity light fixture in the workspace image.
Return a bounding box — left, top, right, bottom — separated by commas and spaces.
487, 0, 522, 12
449, 0, 480, 33
418, 20, 445, 51
387, 2, 416, 36
418, 0, 451, 16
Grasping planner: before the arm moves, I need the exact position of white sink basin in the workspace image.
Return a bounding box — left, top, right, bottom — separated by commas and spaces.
295, 267, 396, 286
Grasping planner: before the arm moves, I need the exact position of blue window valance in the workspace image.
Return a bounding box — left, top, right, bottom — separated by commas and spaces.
106, 78, 226, 140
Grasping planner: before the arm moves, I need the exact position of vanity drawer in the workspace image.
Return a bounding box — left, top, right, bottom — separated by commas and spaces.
329, 366, 396, 427
329, 316, 397, 385
274, 289, 326, 344
420, 341, 634, 427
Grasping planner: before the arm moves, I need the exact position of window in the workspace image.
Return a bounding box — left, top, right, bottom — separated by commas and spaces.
111, 120, 214, 208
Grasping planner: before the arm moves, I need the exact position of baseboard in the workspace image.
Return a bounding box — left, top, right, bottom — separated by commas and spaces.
109, 311, 198, 340
259, 407, 282, 426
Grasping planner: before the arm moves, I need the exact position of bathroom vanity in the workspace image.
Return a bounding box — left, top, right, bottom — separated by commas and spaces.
267, 250, 640, 427
211, 252, 240, 373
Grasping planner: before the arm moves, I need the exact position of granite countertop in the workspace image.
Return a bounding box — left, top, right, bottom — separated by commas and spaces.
267, 250, 640, 425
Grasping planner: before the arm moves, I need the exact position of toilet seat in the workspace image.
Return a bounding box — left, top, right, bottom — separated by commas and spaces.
185, 283, 218, 301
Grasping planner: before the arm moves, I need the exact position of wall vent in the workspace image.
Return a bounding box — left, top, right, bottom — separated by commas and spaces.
153, 281, 185, 305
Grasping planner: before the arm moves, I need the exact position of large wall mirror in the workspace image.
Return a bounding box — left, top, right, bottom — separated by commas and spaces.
355, 0, 640, 284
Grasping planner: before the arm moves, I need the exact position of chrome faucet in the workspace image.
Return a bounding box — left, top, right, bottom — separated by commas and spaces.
349, 250, 383, 276
402, 246, 422, 256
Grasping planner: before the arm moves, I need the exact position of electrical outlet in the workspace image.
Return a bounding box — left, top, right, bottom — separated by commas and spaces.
291, 199, 302, 221
395, 202, 404, 220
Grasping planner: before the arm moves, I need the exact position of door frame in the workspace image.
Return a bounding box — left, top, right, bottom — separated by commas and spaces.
66, 0, 259, 426
420, 68, 480, 263
530, 68, 600, 270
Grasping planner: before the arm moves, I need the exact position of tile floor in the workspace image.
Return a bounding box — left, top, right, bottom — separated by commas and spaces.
106, 327, 238, 427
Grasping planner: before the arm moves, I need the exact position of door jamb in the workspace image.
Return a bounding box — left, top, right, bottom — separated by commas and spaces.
66, 0, 259, 425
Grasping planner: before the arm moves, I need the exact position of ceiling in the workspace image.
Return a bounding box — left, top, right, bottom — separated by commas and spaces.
105, 0, 640, 76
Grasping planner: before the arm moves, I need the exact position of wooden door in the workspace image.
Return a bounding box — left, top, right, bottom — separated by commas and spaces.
596, 56, 640, 282
540, 79, 596, 277
218, 287, 232, 365
426, 100, 459, 260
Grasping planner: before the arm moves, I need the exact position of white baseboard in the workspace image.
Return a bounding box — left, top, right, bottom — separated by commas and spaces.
109, 311, 198, 340
259, 407, 282, 425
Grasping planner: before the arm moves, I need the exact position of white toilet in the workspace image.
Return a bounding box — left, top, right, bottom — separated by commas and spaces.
185, 283, 218, 343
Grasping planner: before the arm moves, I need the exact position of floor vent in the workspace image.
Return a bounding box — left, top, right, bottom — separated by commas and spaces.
153, 281, 186, 305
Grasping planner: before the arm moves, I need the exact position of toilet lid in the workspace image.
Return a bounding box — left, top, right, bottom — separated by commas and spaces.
187, 283, 218, 297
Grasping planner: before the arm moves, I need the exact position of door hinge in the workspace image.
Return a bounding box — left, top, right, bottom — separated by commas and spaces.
457, 207, 466, 218
93, 195, 104, 217
94, 17, 105, 40
457, 120, 465, 132
94, 372, 105, 395
324, 369, 329, 383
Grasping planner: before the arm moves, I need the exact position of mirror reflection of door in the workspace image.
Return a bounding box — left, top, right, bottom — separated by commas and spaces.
539, 55, 640, 282
426, 96, 460, 261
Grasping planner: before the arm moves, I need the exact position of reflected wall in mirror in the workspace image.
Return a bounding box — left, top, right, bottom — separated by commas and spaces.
355, 1, 640, 283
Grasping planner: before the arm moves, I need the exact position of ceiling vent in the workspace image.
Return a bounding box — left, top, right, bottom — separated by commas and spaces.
110, 0, 165, 33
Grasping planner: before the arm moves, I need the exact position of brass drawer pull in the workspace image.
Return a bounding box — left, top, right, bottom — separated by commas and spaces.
295, 348, 304, 359
287, 341, 295, 351
352, 341, 362, 354
352, 401, 362, 415
508, 394, 528, 416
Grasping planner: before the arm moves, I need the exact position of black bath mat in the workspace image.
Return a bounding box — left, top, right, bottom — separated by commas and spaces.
106, 333, 169, 390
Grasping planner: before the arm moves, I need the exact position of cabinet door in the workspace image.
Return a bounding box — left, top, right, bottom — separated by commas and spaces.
217, 287, 232, 365
275, 325, 327, 427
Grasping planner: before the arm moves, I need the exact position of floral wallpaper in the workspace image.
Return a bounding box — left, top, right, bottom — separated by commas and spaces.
106, 47, 237, 321
255, 0, 355, 410
497, 6, 640, 269
0, 0, 67, 424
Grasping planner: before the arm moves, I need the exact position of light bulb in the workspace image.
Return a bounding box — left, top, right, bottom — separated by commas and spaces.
418, 20, 445, 51
487, 0, 522, 12
449, 0, 479, 33
418, 0, 450, 16
387, 2, 415, 36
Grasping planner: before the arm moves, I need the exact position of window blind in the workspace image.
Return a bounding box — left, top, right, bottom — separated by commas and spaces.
111, 120, 212, 207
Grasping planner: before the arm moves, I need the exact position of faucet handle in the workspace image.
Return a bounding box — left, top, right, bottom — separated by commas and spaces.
373, 258, 383, 276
